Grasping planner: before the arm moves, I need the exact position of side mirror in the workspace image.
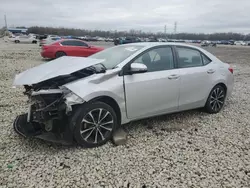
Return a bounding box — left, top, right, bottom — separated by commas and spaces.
129, 63, 147, 74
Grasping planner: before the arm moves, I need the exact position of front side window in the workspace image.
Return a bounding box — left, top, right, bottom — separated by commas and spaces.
133, 47, 174, 72
176, 47, 203, 68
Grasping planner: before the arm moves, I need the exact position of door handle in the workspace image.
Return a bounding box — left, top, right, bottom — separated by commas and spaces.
207, 69, 215, 74
168, 74, 180, 79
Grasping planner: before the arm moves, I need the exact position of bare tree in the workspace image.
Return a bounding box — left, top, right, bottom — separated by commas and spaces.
27, 26, 249, 41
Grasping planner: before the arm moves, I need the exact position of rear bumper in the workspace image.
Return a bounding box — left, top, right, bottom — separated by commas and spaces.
41, 51, 55, 59
227, 81, 234, 99
13, 113, 73, 145
226, 74, 234, 99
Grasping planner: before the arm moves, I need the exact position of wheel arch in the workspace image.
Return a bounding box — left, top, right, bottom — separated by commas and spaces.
88, 96, 122, 125
204, 81, 228, 106
213, 82, 227, 93
55, 51, 67, 56
204, 82, 228, 113
216, 82, 227, 92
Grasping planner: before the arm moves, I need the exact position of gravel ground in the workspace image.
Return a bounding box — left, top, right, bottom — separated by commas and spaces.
0, 40, 250, 188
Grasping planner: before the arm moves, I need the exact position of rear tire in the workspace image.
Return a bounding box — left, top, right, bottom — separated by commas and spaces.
71, 102, 118, 148
55, 51, 66, 58
32, 40, 37, 44
204, 85, 226, 114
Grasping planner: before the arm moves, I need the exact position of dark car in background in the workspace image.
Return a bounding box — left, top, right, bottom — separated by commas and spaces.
220, 40, 230, 45
84, 36, 99, 42
148, 37, 159, 42
36, 34, 47, 40
229, 40, 235, 45
114, 37, 141, 45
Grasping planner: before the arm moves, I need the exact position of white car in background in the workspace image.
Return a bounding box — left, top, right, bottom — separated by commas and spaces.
10, 35, 38, 44
39, 35, 61, 46
240, 41, 248, 46
234, 41, 241, 45
235, 41, 246, 46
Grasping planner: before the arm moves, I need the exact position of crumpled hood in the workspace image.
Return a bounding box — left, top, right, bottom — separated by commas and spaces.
13, 56, 105, 86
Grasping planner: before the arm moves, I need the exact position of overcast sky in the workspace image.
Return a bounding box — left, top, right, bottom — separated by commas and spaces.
1, 0, 250, 33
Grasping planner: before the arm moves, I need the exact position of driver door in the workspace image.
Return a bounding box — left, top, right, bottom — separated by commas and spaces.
73, 41, 91, 57
124, 46, 180, 119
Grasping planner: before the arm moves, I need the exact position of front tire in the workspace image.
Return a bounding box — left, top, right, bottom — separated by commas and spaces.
72, 102, 118, 148
205, 85, 226, 114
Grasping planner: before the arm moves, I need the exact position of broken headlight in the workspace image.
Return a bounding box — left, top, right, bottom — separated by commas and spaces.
62, 88, 85, 113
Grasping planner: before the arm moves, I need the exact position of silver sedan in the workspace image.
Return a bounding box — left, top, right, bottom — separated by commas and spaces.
13, 42, 234, 147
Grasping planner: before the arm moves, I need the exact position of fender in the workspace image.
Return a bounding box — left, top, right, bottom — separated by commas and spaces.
63, 69, 130, 124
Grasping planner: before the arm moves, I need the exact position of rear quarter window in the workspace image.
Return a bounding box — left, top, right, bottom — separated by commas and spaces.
202, 54, 212, 65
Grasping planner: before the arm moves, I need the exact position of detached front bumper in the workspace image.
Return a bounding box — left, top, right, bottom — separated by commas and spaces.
13, 113, 74, 145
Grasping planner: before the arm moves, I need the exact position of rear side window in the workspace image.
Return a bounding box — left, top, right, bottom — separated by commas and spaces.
61, 41, 75, 46
176, 47, 203, 68
61, 40, 88, 47
202, 54, 211, 65
73, 41, 88, 47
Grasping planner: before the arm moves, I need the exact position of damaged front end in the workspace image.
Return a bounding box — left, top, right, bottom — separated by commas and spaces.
13, 63, 106, 144
14, 87, 84, 144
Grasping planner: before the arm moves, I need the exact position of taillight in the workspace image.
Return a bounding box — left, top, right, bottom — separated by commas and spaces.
228, 67, 233, 74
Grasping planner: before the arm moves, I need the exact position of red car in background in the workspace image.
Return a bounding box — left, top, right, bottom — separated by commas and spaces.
41, 39, 104, 59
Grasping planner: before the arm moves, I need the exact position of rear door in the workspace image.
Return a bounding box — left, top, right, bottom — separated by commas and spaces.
124, 46, 180, 119
174, 46, 216, 110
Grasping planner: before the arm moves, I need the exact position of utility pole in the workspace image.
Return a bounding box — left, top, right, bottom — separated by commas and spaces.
164, 25, 167, 38
174, 21, 177, 34
4, 14, 8, 29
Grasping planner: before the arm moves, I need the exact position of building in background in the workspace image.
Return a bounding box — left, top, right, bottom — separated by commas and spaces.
7, 28, 28, 34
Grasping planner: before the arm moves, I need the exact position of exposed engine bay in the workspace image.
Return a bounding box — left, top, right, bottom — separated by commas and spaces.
13, 63, 106, 143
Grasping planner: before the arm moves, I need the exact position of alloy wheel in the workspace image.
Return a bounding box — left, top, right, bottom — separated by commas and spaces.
210, 87, 225, 112
80, 108, 114, 144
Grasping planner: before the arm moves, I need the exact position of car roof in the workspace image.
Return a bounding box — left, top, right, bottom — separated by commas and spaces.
55, 39, 86, 43
58, 39, 85, 42
121, 42, 203, 50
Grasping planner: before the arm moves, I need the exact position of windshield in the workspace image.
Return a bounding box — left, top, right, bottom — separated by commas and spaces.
89, 45, 144, 69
